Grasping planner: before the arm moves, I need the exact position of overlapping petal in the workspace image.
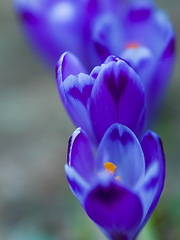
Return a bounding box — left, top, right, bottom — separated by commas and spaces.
65, 165, 89, 205
95, 124, 145, 187
67, 127, 94, 182
57, 52, 95, 139
84, 180, 143, 236
90, 60, 146, 141
139, 130, 165, 226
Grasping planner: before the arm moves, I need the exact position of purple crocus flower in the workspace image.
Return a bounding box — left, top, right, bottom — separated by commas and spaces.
57, 52, 146, 143
66, 123, 165, 240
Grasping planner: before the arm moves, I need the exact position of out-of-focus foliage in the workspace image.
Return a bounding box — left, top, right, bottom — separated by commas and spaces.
0, 0, 180, 239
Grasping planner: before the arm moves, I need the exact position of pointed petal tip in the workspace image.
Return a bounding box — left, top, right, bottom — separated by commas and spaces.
66, 126, 94, 184
141, 129, 165, 173
142, 129, 162, 145
56, 51, 86, 84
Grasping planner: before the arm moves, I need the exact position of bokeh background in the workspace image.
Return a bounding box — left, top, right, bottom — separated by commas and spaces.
0, 0, 180, 239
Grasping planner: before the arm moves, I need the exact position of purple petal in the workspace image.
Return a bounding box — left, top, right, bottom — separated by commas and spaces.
56, 52, 86, 83
121, 46, 154, 88
122, 6, 175, 122
162, 37, 175, 59
125, 2, 174, 59
65, 74, 94, 106
56, 53, 96, 139
141, 130, 165, 171
67, 128, 94, 182
128, 2, 153, 23
137, 130, 165, 231
59, 73, 95, 139
65, 164, 89, 205
89, 55, 123, 80
90, 55, 122, 80
92, 13, 123, 62
90, 59, 146, 141
90, 65, 102, 79
148, 35, 175, 121
94, 41, 111, 62
84, 180, 143, 235
125, 1, 154, 44
96, 124, 145, 187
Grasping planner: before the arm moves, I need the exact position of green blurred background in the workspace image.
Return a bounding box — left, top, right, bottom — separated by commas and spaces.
0, 0, 180, 239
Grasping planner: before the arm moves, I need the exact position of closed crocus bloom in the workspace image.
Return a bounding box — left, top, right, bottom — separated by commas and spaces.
65, 123, 165, 240
92, 0, 175, 121
57, 52, 146, 143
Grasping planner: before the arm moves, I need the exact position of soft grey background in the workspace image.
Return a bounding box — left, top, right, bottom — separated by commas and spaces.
0, 0, 180, 239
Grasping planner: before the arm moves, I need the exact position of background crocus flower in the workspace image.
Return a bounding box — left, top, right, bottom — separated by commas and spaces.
92, 0, 175, 121
57, 52, 146, 143
65, 123, 165, 240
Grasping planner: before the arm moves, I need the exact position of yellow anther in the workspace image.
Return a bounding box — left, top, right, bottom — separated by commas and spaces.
104, 162, 117, 175
126, 43, 139, 49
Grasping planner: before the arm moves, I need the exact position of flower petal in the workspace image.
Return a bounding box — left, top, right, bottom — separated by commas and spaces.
84, 179, 143, 236
67, 128, 94, 182
127, 1, 153, 23
125, 1, 155, 47
65, 164, 89, 205
56, 51, 86, 83
121, 46, 154, 88
137, 130, 165, 231
148, 35, 175, 120
96, 123, 145, 187
141, 130, 165, 172
90, 58, 146, 142
92, 13, 123, 62
57, 53, 96, 139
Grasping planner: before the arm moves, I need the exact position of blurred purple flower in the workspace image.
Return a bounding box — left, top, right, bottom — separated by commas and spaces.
66, 123, 165, 240
14, 0, 175, 120
57, 52, 146, 143
92, 0, 175, 121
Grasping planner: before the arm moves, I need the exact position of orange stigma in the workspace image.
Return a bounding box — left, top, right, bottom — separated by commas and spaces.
126, 42, 139, 49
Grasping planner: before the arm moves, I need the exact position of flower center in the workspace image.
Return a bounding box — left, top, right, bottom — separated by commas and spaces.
104, 162, 117, 174
104, 162, 120, 181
